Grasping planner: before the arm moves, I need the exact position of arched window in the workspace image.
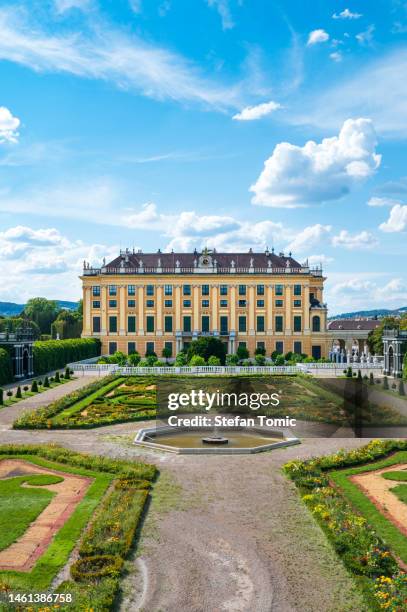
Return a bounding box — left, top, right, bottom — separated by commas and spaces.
312, 316, 320, 332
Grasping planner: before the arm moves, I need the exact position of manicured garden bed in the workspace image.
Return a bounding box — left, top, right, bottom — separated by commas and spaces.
284, 440, 407, 611
0, 444, 156, 610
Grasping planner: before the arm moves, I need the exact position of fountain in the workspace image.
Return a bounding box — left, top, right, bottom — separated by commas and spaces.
201, 426, 229, 445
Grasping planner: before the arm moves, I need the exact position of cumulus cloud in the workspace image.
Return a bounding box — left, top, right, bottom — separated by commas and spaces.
285, 224, 332, 253
379, 204, 407, 232
368, 196, 402, 207
307, 254, 334, 266
0, 106, 20, 143
232, 100, 281, 121
331, 229, 378, 250
328, 276, 407, 312
329, 52, 342, 63
333, 9, 362, 20
307, 29, 329, 46
250, 118, 381, 208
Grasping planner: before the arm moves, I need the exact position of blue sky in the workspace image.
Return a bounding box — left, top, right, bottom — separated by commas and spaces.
0, 0, 406, 314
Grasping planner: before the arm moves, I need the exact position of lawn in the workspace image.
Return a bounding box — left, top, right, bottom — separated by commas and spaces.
1, 376, 72, 408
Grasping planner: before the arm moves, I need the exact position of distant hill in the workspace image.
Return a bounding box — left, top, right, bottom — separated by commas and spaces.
0, 300, 79, 317
330, 306, 407, 320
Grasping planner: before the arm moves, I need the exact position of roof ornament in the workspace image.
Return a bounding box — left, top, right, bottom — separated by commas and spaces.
213, 258, 217, 267
271, 247, 274, 253
286, 259, 290, 268
265, 246, 269, 256
157, 248, 161, 253
157, 257, 161, 267
249, 257, 254, 268
248, 247, 253, 253
267, 259, 272, 268
194, 258, 197, 268
120, 258, 125, 268
139, 259, 143, 268
83, 260, 86, 269
175, 259, 180, 268
103, 257, 106, 266
289, 251, 292, 257
230, 260, 235, 268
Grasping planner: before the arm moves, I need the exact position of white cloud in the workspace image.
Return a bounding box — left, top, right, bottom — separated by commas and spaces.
308, 254, 334, 265
285, 224, 332, 253
232, 100, 281, 121
328, 276, 407, 312
0, 106, 20, 143
333, 9, 362, 20
250, 118, 381, 208
307, 29, 329, 46
379, 204, 407, 232
368, 196, 402, 207
331, 229, 378, 250
356, 24, 375, 45
329, 52, 342, 63
207, 0, 234, 30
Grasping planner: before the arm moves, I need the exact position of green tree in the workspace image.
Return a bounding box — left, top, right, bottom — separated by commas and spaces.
44, 376, 50, 388
255, 354, 266, 366
367, 314, 407, 355
254, 346, 266, 356
31, 380, 38, 392
187, 337, 227, 364
162, 346, 172, 363
128, 352, 141, 366
226, 354, 239, 365
175, 351, 187, 366
51, 309, 82, 339
207, 355, 221, 366
189, 355, 206, 366
236, 345, 249, 361
24, 298, 60, 335
16, 386, 22, 398
274, 354, 285, 366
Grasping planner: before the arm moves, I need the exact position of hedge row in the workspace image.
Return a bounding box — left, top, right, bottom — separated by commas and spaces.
33, 338, 101, 375
0, 347, 12, 385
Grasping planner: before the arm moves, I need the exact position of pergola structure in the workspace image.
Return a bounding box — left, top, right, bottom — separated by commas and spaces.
327, 319, 381, 363
0, 324, 35, 379
382, 328, 407, 377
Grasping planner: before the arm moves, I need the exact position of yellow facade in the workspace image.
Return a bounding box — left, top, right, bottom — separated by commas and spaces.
81, 249, 330, 359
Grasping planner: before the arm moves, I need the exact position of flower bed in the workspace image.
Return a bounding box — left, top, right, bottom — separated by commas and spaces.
284, 440, 407, 611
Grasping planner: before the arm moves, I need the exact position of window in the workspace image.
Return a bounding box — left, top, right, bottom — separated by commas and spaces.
257, 284, 265, 295
257, 341, 265, 351
128, 299, 136, 308
146, 341, 155, 355
92, 300, 100, 309
293, 316, 302, 332
257, 299, 265, 308
256, 316, 265, 332
293, 300, 301, 308
202, 300, 209, 308
220, 316, 228, 334
202, 284, 209, 295
275, 341, 284, 354
164, 299, 172, 308
128, 342, 136, 355
238, 315, 246, 332
238, 299, 247, 307
183, 316, 191, 332
92, 286, 100, 296
146, 316, 155, 333
164, 341, 173, 356
92, 316, 101, 333
183, 299, 191, 308
275, 284, 283, 296
109, 342, 117, 355
220, 300, 228, 308
294, 341, 302, 355
146, 300, 154, 308
202, 315, 210, 332
275, 300, 283, 307
294, 284, 301, 296
146, 285, 154, 296
275, 315, 283, 332
164, 284, 173, 296
128, 315, 136, 333
109, 299, 117, 308
310, 292, 315, 302
220, 285, 228, 295
312, 345, 321, 360
109, 316, 117, 333
238, 284, 246, 296
183, 284, 191, 296
238, 341, 246, 348
312, 315, 321, 332
164, 316, 173, 333
109, 285, 117, 296
128, 285, 136, 296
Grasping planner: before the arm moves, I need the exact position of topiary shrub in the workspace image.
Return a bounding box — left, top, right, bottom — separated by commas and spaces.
64, 367, 70, 379
226, 354, 239, 366
31, 380, 38, 393
383, 376, 389, 390
369, 372, 374, 385
44, 376, 50, 388
255, 354, 266, 366
189, 355, 206, 366
6, 390, 12, 398
23, 385, 29, 392
55, 371, 60, 383
0, 388, 3, 405
71, 555, 123, 582
16, 386, 22, 399
399, 380, 405, 396
207, 355, 221, 366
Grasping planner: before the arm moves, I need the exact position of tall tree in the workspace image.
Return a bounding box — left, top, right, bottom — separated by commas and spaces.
24, 298, 60, 335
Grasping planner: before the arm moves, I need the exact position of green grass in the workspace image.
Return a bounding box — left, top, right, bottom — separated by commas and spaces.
52, 377, 125, 422
2, 378, 71, 407
391, 484, 407, 504
330, 451, 407, 564
382, 470, 407, 481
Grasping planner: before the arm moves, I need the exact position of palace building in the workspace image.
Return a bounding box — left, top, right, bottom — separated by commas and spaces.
81, 248, 330, 359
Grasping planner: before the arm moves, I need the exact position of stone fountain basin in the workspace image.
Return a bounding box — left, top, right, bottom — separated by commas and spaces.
134, 425, 300, 454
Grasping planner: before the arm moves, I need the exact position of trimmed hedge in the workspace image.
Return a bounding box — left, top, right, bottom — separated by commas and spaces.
0, 347, 12, 385
33, 338, 101, 375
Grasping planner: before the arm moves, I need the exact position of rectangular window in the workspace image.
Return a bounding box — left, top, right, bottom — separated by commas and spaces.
128, 315, 136, 333
109, 341, 117, 355
294, 284, 302, 296
92, 316, 101, 333
183, 284, 191, 296
238, 299, 247, 307
164, 299, 172, 307
202, 299, 209, 308
164, 341, 173, 356
275, 341, 284, 354
275, 299, 283, 307
109, 285, 117, 296
238, 284, 246, 296
183, 299, 191, 308
146, 341, 155, 355
294, 341, 302, 355
275, 315, 283, 332
183, 316, 191, 332
256, 315, 265, 332
164, 315, 173, 333
202, 315, 210, 332
293, 315, 302, 332
92, 300, 100, 308
202, 284, 209, 295
238, 315, 246, 332
146, 285, 154, 296
164, 284, 173, 296
312, 345, 321, 360
220, 315, 228, 334
293, 300, 302, 308
146, 300, 154, 308
257, 284, 265, 295
92, 286, 100, 296
108, 299, 117, 308
109, 316, 117, 333
275, 284, 283, 296
128, 341, 136, 355
220, 299, 228, 308
128, 285, 136, 296
257, 299, 265, 308
257, 341, 265, 350
238, 341, 246, 348
220, 285, 228, 295
146, 316, 155, 333
128, 299, 136, 308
